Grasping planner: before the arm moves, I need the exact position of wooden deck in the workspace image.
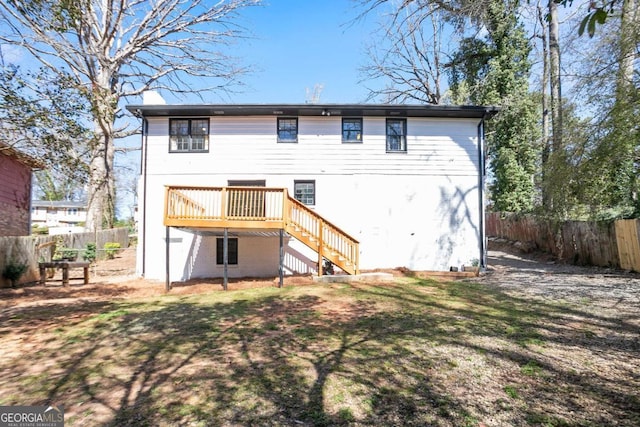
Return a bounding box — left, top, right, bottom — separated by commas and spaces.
164, 186, 359, 275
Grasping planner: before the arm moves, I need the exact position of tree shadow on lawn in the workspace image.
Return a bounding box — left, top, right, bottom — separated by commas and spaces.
351, 282, 640, 425
2, 280, 638, 426
0, 299, 114, 337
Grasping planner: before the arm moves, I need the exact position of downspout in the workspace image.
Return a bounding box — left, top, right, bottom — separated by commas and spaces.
28, 171, 34, 236
478, 114, 487, 270
138, 113, 149, 277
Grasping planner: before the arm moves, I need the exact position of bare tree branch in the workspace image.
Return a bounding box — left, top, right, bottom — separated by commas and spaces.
354, 0, 493, 32
0, 0, 260, 229
359, 2, 447, 104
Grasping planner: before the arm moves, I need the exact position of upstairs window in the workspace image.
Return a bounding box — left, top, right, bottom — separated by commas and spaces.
342, 118, 363, 143
170, 118, 209, 152
386, 118, 407, 152
294, 180, 315, 206
277, 118, 298, 143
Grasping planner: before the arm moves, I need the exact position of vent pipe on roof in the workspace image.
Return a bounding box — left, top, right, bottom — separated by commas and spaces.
142, 90, 166, 105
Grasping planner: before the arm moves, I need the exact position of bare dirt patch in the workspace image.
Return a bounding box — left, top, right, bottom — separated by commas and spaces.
5, 238, 637, 305
0, 247, 318, 306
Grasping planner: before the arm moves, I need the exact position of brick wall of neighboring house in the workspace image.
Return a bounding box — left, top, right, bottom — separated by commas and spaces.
0, 153, 32, 236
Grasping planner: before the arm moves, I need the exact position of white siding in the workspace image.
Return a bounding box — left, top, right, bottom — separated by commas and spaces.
140, 114, 483, 281
184, 234, 281, 279
145, 116, 479, 177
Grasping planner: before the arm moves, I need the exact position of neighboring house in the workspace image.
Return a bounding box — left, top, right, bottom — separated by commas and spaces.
0, 143, 44, 236
127, 101, 496, 284
31, 200, 87, 230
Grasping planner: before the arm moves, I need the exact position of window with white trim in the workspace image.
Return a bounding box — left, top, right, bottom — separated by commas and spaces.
169, 118, 209, 152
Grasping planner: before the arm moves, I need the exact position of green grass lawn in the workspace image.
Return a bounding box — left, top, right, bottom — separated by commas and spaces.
0, 277, 638, 426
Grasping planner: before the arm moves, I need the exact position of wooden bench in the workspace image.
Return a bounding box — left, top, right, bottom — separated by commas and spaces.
39, 261, 91, 286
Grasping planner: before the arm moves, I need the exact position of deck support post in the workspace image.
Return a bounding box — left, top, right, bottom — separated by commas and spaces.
279, 229, 284, 288
165, 226, 170, 292
223, 228, 229, 291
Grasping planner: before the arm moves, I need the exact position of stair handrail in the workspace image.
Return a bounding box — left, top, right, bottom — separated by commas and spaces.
284, 190, 359, 246
284, 189, 359, 274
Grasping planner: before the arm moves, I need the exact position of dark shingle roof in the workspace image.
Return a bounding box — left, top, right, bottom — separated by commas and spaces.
32, 200, 86, 209
126, 103, 499, 119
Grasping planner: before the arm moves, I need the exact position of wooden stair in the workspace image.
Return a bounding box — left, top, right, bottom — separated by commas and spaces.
284, 195, 359, 275
164, 186, 359, 275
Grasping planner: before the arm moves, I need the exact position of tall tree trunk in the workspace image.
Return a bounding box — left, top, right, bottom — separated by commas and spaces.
546, 0, 564, 214
85, 70, 117, 231
538, 3, 551, 209
548, 0, 562, 152
86, 130, 116, 231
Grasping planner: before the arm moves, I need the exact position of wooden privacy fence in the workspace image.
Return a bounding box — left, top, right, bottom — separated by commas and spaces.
0, 227, 130, 288
486, 213, 640, 271
615, 220, 640, 272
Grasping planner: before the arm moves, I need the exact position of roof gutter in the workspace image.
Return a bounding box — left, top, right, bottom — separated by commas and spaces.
126, 103, 499, 119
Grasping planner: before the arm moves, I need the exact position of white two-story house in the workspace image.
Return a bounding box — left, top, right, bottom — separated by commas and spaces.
127, 100, 496, 287
31, 200, 87, 231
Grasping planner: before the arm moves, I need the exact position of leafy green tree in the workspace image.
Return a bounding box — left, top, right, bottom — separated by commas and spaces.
33, 170, 85, 202
536, 99, 592, 218
450, 0, 539, 212
576, 95, 639, 218
0, 63, 91, 185
358, 0, 540, 213
564, 0, 639, 218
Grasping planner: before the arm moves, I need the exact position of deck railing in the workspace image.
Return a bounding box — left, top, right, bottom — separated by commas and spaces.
166, 186, 285, 222
165, 185, 359, 274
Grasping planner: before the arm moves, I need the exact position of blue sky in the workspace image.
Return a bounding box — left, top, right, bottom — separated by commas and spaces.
162, 0, 381, 105
117, 1, 385, 217
0, 0, 380, 104
4, 1, 384, 215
